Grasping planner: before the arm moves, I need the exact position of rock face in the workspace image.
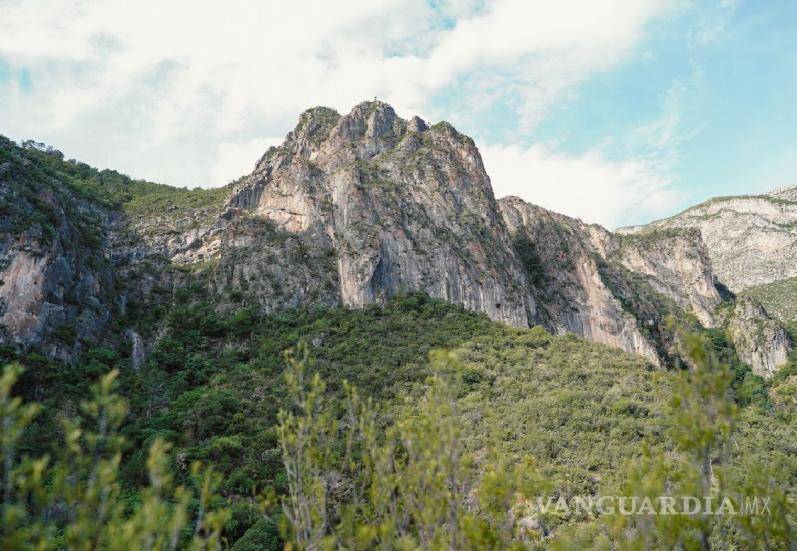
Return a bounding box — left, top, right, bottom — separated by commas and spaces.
619, 190, 797, 293
726, 296, 792, 377
0, 102, 792, 375
498, 197, 661, 364
0, 139, 114, 361
497, 198, 732, 366
611, 229, 722, 327
215, 102, 725, 362
211, 216, 340, 315
0, 248, 47, 342
221, 102, 536, 327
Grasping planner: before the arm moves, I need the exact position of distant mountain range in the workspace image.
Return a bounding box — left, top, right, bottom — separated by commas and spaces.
620, 185, 797, 293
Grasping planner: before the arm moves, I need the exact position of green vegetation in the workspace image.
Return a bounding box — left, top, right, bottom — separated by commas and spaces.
277, 348, 545, 549
705, 327, 770, 407
295, 107, 340, 146
746, 276, 797, 329
121, 185, 228, 220
353, 159, 400, 192
0, 135, 228, 243
559, 331, 796, 548
0, 137, 71, 242
1, 365, 230, 549
3, 289, 795, 548
275, 327, 796, 548
513, 235, 545, 285
613, 227, 692, 247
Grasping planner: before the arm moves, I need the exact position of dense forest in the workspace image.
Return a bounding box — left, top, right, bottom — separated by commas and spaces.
3, 291, 796, 548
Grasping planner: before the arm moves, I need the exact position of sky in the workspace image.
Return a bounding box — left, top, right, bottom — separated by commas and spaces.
1, 0, 795, 228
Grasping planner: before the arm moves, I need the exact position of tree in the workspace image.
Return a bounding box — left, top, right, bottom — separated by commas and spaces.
277, 345, 335, 550
0, 364, 229, 550
600, 330, 797, 550
278, 349, 545, 550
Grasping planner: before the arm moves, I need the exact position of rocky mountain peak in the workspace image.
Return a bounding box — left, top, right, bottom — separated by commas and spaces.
326, 100, 408, 160
227, 100, 495, 224
289, 106, 341, 146
217, 100, 535, 327
1, 101, 793, 378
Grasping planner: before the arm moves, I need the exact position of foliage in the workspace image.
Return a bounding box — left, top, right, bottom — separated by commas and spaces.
5, 291, 797, 548
559, 331, 797, 549
275, 325, 797, 549
513, 235, 545, 285
278, 349, 544, 549
0, 135, 227, 247
746, 275, 797, 328
277, 345, 334, 549
230, 517, 281, 551
705, 327, 769, 406
0, 365, 229, 550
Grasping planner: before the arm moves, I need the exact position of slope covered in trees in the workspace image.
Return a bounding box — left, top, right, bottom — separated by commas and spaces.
3, 292, 796, 548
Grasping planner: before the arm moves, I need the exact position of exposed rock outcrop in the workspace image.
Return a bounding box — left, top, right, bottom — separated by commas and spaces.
726, 296, 792, 377
620, 190, 797, 293
211, 216, 340, 314
610, 229, 722, 327
498, 197, 661, 364
1, 102, 791, 374
0, 247, 48, 342
221, 102, 536, 327
0, 139, 115, 361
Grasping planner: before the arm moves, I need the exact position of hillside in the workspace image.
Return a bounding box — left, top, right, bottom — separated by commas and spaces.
2, 101, 791, 376
619, 187, 797, 293
2, 101, 797, 547
5, 291, 796, 547
745, 275, 797, 328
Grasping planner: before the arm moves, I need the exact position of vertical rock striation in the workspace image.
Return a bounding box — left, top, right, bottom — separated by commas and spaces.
726, 296, 792, 377
611, 229, 722, 327
222, 102, 536, 327
1, 103, 792, 375
498, 197, 661, 364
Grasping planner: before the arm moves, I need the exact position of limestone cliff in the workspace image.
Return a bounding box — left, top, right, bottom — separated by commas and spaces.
619, 187, 797, 376
725, 296, 792, 377
610, 229, 722, 327
498, 197, 661, 364
0, 139, 114, 361
0, 102, 792, 375
620, 190, 797, 293
221, 102, 536, 327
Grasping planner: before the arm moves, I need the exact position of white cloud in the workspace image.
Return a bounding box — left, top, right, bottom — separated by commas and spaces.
0, 0, 672, 187
481, 142, 683, 228
211, 137, 283, 186
479, 70, 707, 229
480, 74, 707, 229
693, 0, 739, 44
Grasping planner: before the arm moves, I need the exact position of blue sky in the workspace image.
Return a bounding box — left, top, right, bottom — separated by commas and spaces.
518, 0, 797, 207
0, 0, 795, 228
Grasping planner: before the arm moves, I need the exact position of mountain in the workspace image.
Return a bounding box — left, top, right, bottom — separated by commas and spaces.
619, 185, 797, 374
619, 187, 797, 293
220, 103, 534, 326
2, 104, 796, 548
0, 101, 792, 376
